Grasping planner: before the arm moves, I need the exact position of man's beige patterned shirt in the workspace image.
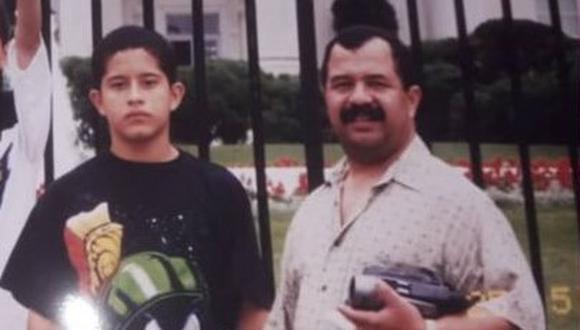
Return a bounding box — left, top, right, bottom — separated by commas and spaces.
267, 136, 544, 330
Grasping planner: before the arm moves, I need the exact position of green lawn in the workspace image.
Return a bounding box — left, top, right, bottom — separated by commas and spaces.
178, 143, 345, 167
179, 142, 574, 167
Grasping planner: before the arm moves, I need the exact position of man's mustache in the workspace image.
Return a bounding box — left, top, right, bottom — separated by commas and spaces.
340, 104, 385, 124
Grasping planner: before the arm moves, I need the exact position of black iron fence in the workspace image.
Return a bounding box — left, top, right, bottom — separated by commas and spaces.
40, 0, 578, 323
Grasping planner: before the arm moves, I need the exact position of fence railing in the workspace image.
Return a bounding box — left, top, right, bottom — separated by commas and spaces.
41, 0, 578, 319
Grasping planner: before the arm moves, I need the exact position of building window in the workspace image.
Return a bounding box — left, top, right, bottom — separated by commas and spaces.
166, 13, 220, 64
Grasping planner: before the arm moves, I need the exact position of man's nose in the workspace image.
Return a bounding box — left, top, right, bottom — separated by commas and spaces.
348, 83, 373, 105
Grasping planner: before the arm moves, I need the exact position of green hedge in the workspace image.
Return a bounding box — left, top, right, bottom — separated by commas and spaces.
61, 19, 578, 149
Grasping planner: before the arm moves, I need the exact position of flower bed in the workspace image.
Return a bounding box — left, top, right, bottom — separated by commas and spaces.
229, 156, 577, 208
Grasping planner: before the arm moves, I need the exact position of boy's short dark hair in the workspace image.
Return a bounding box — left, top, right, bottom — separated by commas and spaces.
91, 25, 177, 88
320, 25, 419, 89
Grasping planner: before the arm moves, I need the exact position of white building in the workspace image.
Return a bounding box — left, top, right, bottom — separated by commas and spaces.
52, 0, 300, 75
53, 0, 578, 75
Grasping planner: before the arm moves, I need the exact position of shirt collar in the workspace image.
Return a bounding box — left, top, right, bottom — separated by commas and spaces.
327, 135, 431, 192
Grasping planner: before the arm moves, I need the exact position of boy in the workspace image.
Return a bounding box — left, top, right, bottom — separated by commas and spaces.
1, 26, 272, 329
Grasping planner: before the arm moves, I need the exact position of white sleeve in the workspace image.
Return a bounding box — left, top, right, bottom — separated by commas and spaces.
6, 39, 51, 162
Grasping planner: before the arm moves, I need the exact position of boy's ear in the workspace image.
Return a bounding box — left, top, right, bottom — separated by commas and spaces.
169, 81, 186, 112
89, 89, 106, 117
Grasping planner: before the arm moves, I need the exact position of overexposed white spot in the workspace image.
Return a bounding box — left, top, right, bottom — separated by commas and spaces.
61, 295, 101, 330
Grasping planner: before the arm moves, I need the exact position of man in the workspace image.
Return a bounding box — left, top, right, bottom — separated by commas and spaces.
0, 0, 50, 327
267, 26, 544, 330
1, 26, 272, 329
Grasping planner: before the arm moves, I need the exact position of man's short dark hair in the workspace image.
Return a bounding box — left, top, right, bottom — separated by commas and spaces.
91, 25, 177, 88
320, 25, 418, 89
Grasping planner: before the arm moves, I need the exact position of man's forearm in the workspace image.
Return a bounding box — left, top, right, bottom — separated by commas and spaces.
434, 308, 516, 330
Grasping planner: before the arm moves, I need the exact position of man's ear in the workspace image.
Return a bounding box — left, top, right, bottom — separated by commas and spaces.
406, 85, 422, 119
88, 89, 106, 117
169, 81, 186, 112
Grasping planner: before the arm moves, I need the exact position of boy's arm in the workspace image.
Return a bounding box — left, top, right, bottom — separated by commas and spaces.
28, 310, 58, 330
14, 0, 42, 69
237, 302, 269, 330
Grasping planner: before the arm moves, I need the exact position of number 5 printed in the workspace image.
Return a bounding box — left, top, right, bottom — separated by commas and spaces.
550, 285, 572, 316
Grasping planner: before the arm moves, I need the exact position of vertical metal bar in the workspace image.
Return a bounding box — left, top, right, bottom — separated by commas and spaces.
295, 0, 324, 191
143, 0, 155, 30
547, 0, 580, 283
191, 0, 210, 160
406, 0, 423, 73
91, 0, 107, 153
453, 0, 484, 188
406, 0, 431, 146
501, 0, 545, 302
41, 0, 53, 184
91, 0, 103, 46
244, 0, 274, 291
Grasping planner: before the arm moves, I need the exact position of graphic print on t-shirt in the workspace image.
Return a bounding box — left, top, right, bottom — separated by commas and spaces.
63, 202, 209, 330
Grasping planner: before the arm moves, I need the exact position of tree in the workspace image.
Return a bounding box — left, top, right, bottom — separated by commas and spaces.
60, 57, 303, 148
418, 19, 578, 143
331, 0, 398, 35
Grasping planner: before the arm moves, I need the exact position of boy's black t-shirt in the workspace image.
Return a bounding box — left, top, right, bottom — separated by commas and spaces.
1, 151, 273, 329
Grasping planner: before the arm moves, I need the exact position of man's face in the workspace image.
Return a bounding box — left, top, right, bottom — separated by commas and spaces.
89, 48, 184, 148
324, 38, 421, 163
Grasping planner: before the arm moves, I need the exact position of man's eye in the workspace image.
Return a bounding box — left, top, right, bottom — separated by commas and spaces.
368, 81, 388, 89
331, 81, 352, 91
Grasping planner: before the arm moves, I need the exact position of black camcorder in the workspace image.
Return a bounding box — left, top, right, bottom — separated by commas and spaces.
348, 264, 472, 318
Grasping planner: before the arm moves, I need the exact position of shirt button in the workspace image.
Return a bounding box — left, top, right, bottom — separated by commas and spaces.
321, 285, 327, 292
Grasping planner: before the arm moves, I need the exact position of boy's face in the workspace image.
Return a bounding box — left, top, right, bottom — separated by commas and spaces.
89, 48, 184, 148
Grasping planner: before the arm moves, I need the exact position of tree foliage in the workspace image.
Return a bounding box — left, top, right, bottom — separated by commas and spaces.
60, 58, 302, 148
61, 19, 577, 147
418, 19, 578, 143
331, 0, 398, 34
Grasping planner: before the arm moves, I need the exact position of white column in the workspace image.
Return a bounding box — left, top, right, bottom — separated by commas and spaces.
57, 0, 93, 57
102, 1, 125, 35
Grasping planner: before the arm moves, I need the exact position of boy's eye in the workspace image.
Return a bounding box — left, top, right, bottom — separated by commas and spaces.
143, 79, 158, 87
108, 80, 126, 89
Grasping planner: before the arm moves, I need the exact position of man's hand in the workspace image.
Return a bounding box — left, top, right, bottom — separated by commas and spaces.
338, 280, 425, 330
